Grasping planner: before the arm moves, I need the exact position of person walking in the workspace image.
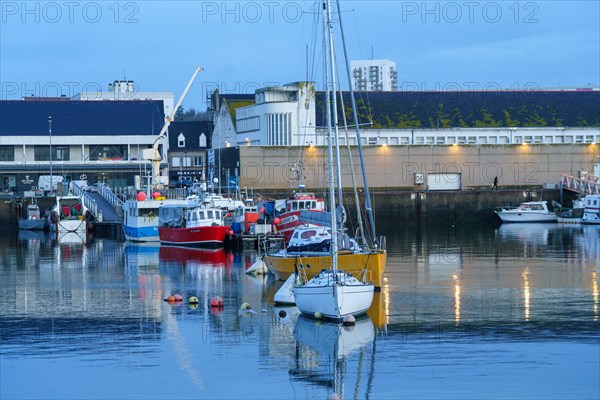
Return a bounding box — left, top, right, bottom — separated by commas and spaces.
493, 176, 499, 190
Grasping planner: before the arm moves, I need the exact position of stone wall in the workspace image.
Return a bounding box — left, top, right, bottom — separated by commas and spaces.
238, 144, 598, 191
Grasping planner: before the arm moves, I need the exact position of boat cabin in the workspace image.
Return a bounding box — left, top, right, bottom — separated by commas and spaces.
159, 205, 225, 229
284, 193, 325, 213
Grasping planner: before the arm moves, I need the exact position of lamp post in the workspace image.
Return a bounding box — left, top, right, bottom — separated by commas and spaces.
48, 116, 53, 193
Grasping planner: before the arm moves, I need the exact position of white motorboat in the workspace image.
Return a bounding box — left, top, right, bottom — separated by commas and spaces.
494, 200, 558, 223
48, 195, 88, 235
582, 195, 600, 225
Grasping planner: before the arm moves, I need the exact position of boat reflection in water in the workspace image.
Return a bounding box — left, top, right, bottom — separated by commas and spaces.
291, 316, 375, 399
496, 223, 551, 246
159, 245, 231, 268
18, 229, 52, 244
56, 231, 87, 245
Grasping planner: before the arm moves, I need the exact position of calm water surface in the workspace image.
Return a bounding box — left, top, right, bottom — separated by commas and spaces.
1, 217, 598, 399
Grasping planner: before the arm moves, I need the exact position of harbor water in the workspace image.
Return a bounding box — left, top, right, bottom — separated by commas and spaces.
0, 215, 598, 399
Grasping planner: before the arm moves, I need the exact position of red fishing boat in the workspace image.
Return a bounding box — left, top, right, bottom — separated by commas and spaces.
272, 191, 326, 242
158, 204, 231, 247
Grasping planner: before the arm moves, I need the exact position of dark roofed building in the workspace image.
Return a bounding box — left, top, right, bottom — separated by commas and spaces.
0, 99, 167, 192
315, 90, 600, 129
1, 100, 165, 136
167, 120, 213, 184
210, 82, 599, 148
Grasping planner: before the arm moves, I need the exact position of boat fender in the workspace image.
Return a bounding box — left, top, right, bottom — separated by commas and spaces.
165, 295, 175, 303
210, 296, 224, 308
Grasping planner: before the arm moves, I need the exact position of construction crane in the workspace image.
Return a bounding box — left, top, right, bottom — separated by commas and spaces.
142, 66, 203, 190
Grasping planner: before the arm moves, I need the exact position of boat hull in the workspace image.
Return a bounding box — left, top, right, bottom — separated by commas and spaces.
18, 218, 47, 231
275, 210, 324, 242
124, 225, 159, 242
263, 250, 386, 289
158, 225, 230, 247
293, 279, 374, 321
494, 211, 557, 223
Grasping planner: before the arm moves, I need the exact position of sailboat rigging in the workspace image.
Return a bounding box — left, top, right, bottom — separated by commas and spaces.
292, 0, 375, 321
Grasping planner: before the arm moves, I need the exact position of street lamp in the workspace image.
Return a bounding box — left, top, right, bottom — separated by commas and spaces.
48, 116, 53, 193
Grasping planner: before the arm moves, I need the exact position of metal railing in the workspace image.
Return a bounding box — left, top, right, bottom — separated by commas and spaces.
97, 183, 124, 209
70, 182, 99, 218
560, 174, 600, 196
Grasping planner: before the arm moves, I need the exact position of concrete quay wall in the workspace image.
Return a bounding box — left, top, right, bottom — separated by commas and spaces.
237, 144, 598, 191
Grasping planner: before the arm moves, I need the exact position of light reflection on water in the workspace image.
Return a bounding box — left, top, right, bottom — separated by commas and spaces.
0, 221, 599, 399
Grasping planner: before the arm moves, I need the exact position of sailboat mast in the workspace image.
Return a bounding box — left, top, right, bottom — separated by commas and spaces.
323, 0, 338, 271
328, 33, 344, 211
335, 0, 377, 245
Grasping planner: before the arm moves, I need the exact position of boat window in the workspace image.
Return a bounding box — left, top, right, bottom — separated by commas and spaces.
190, 212, 197, 221
292, 202, 298, 211
301, 230, 316, 239
207, 210, 214, 219
292, 231, 299, 239
216, 211, 221, 219
199, 211, 204, 219
299, 201, 305, 209
312, 201, 317, 208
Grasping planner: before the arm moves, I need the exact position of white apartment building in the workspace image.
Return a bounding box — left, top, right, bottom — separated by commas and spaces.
351, 59, 398, 91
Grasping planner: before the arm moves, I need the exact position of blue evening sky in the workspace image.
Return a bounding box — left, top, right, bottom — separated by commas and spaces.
1, 1, 599, 111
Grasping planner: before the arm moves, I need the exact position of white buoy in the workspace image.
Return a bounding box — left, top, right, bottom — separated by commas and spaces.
342, 315, 356, 326
245, 257, 268, 276
274, 274, 296, 305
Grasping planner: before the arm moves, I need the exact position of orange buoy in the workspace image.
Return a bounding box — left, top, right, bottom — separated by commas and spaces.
166, 295, 175, 302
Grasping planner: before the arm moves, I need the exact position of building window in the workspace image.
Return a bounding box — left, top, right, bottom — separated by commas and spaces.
237, 116, 260, 133
172, 157, 181, 167
34, 146, 51, 161
0, 146, 14, 161
89, 145, 127, 161
194, 156, 203, 166
178, 133, 186, 148
199, 133, 207, 148
55, 146, 70, 161
183, 157, 192, 167
267, 112, 292, 146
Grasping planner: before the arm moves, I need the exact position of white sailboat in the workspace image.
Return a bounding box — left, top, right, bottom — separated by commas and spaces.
293, 0, 374, 321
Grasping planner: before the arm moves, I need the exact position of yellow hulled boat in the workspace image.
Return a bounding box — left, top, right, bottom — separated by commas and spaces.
263, 249, 387, 290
